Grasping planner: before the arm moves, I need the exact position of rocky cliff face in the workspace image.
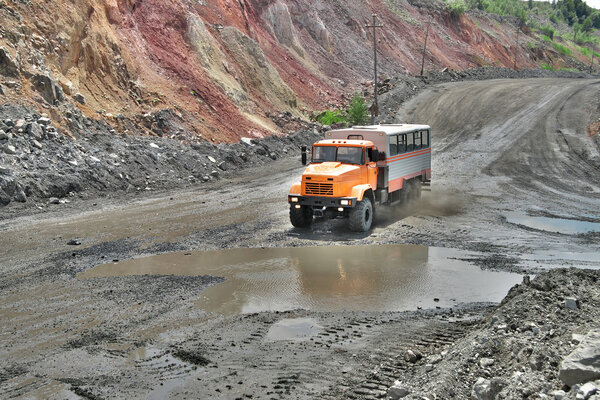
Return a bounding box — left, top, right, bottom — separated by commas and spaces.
0, 0, 587, 142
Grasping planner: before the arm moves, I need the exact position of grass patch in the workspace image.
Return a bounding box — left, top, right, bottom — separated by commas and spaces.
579, 46, 600, 59
542, 35, 552, 42
541, 62, 553, 70
552, 42, 572, 56
539, 25, 555, 39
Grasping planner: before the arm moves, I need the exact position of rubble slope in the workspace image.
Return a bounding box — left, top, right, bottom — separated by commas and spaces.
0, 0, 591, 142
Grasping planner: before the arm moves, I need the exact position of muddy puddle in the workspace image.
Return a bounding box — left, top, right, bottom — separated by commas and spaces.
506, 213, 600, 234
265, 318, 323, 341
79, 245, 522, 314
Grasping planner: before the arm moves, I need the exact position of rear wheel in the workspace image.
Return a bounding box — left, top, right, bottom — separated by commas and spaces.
349, 197, 373, 232
409, 179, 421, 201
290, 205, 313, 228
414, 180, 422, 199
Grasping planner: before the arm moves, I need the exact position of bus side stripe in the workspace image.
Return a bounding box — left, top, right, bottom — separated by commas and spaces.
385, 148, 431, 163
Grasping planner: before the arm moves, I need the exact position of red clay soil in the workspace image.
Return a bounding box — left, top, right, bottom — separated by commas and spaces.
0, 0, 592, 142
588, 121, 600, 137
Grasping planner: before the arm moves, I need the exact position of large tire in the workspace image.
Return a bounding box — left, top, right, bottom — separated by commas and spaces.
290, 205, 313, 228
414, 180, 422, 200
400, 181, 410, 204
409, 179, 421, 201
348, 197, 374, 232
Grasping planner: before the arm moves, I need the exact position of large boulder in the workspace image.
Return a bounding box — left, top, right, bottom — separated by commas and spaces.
0, 188, 10, 205
0, 174, 17, 205
471, 377, 506, 400
31, 73, 64, 104
559, 330, 600, 386
0, 47, 19, 77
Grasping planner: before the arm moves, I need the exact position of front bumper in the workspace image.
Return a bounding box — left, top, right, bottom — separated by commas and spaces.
288, 195, 357, 208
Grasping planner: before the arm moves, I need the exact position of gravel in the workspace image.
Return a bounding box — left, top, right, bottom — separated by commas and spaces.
0, 104, 322, 211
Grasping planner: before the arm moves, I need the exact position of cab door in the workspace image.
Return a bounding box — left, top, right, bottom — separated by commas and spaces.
366, 147, 378, 190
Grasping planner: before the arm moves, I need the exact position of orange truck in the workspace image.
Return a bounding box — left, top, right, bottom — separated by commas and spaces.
288, 124, 431, 231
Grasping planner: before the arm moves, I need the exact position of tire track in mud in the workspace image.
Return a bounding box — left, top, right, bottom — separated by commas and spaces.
120, 311, 485, 399
321, 318, 478, 399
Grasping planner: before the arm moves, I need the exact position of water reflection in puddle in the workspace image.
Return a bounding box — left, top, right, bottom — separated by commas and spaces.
79, 245, 522, 314
265, 318, 322, 342
506, 213, 600, 234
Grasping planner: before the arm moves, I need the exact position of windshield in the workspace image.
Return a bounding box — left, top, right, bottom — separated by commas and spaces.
312, 146, 364, 165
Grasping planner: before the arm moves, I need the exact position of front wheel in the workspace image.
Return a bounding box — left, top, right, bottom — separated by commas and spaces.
348, 197, 374, 232
290, 205, 313, 228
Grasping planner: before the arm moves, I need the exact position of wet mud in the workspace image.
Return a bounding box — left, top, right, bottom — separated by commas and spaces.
79, 245, 522, 314
1, 78, 600, 399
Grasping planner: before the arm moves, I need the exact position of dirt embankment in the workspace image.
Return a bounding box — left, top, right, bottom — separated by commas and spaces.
2, 68, 598, 211
1, 0, 595, 143
0, 103, 322, 211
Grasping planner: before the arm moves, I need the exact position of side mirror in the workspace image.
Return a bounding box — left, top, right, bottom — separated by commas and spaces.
371, 149, 379, 163
378, 151, 386, 161
301, 145, 307, 165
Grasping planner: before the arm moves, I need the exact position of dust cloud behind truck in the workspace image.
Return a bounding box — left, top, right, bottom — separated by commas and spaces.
288, 124, 431, 231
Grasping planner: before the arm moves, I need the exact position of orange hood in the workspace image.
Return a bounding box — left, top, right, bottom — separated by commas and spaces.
303, 162, 361, 179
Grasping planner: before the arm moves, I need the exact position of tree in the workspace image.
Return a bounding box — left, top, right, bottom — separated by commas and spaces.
573, 22, 582, 42
346, 93, 369, 126
582, 15, 593, 32
591, 11, 600, 29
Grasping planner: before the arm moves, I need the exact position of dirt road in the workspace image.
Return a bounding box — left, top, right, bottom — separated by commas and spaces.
1, 78, 599, 399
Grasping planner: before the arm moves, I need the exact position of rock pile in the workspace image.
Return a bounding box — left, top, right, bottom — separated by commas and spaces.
384, 268, 600, 399
0, 103, 323, 209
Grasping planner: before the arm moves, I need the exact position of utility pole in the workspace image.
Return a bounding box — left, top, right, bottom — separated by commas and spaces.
591, 43, 595, 73
366, 14, 383, 125
513, 24, 519, 71
421, 17, 432, 76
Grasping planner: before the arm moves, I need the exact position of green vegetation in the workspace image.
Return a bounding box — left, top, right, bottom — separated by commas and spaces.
315, 109, 346, 126
540, 62, 580, 71
447, 0, 468, 17
554, 0, 599, 28
542, 35, 553, 42
474, 0, 527, 23
540, 25, 555, 39
579, 46, 600, 59
315, 94, 370, 127
463, 0, 600, 42
346, 93, 369, 126
553, 42, 572, 56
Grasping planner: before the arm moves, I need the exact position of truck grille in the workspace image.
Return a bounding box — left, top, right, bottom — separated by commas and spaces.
305, 182, 334, 196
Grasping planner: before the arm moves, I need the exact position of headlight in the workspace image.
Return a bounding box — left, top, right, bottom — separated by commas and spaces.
340, 199, 350, 206
290, 197, 299, 202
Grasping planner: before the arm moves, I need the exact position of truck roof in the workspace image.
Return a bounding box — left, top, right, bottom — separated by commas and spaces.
328, 124, 430, 136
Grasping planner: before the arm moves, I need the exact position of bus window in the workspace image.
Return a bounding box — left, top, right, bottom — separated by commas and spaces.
407, 133, 415, 152
414, 131, 422, 150
399, 134, 407, 153
423, 130, 430, 148
389, 135, 398, 156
